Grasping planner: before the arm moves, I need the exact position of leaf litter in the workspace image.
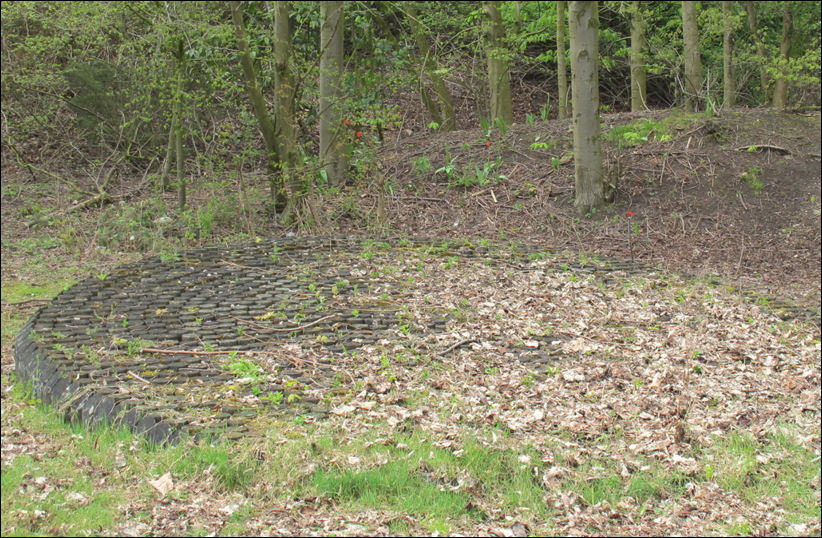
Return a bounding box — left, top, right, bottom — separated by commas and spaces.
3, 245, 820, 536
230, 246, 820, 535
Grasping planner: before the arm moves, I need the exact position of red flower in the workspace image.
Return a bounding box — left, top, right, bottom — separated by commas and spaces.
485, 141, 491, 147
344, 119, 350, 125
627, 211, 633, 217
355, 131, 362, 138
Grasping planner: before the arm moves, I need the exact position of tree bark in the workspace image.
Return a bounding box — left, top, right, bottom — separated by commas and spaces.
273, 1, 297, 168
230, 1, 286, 208
745, 1, 769, 102
772, 2, 793, 109
406, 2, 456, 131
162, 36, 185, 195
273, 1, 302, 221
319, 1, 346, 186
629, 0, 647, 112
722, 0, 736, 108
174, 50, 185, 210
557, 0, 569, 119
482, 1, 513, 126
682, 1, 703, 113
161, 119, 174, 191
569, 1, 604, 215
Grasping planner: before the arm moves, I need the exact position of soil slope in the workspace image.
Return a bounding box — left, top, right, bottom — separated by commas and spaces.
353, 108, 821, 307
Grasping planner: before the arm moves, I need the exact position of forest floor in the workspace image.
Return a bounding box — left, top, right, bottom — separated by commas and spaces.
366, 107, 822, 308
1, 107, 820, 536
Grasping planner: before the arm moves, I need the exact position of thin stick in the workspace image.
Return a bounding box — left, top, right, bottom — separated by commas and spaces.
658, 153, 667, 186
141, 348, 238, 356
238, 313, 338, 333
437, 338, 476, 357
229, 314, 278, 332
127, 370, 152, 384
734, 144, 790, 154
736, 237, 746, 275
5, 298, 51, 306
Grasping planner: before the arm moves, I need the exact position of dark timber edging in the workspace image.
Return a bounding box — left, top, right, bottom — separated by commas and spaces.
13, 236, 820, 445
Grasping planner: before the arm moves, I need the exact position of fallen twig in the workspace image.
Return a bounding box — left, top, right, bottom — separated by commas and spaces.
141, 348, 238, 356
437, 338, 476, 357
235, 313, 338, 333
63, 191, 110, 214
4, 298, 51, 306
127, 370, 152, 384
734, 144, 790, 154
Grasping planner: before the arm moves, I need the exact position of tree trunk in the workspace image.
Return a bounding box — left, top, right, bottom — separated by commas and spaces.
482, 1, 513, 126
722, 0, 736, 108
174, 49, 185, 210
772, 2, 793, 109
745, 1, 769, 102
162, 36, 185, 194
629, 1, 647, 112
320, 1, 346, 187
230, 1, 286, 208
406, 2, 456, 131
682, 1, 703, 113
161, 120, 174, 191
273, 1, 297, 168
557, 0, 569, 119
569, 1, 604, 215
273, 0, 302, 221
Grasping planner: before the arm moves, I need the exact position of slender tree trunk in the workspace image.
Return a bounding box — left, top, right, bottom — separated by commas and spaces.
230, 1, 285, 208
772, 2, 793, 109
162, 36, 185, 193
745, 1, 769, 102
161, 120, 174, 191
174, 49, 185, 209
419, 85, 443, 127
722, 0, 736, 108
274, 1, 297, 167
629, 0, 647, 111
406, 2, 456, 131
482, 1, 513, 126
273, 0, 302, 221
569, 1, 604, 215
320, 1, 346, 187
557, 0, 569, 119
682, 1, 703, 112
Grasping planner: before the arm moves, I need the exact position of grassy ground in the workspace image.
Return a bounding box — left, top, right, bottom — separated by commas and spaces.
2, 108, 820, 536
2, 242, 819, 536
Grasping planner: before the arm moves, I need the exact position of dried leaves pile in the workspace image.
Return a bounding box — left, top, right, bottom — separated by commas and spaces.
245, 246, 820, 535
3, 244, 820, 536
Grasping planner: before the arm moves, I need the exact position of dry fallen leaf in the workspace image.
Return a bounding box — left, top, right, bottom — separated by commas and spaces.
491, 522, 530, 536
66, 491, 89, 506
330, 404, 356, 416
114, 447, 127, 469
148, 472, 173, 496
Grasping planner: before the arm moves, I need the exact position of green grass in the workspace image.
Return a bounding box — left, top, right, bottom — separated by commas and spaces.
562, 456, 688, 509
1, 457, 122, 535
313, 459, 476, 516
605, 118, 672, 146
0, 379, 267, 535
4, 361, 820, 536
171, 443, 260, 490
709, 427, 821, 526
1, 279, 75, 345
1, 385, 131, 535
301, 429, 556, 532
